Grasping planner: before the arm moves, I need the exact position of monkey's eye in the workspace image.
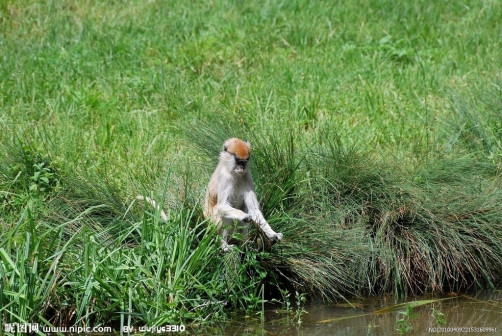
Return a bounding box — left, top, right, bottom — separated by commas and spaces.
235, 158, 249, 168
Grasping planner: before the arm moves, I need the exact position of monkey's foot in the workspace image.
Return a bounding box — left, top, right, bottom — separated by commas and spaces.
221, 242, 235, 252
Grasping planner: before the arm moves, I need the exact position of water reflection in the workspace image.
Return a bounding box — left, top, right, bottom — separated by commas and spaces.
190, 290, 501, 335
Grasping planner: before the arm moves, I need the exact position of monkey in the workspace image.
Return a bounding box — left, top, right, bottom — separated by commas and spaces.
204, 138, 283, 251
136, 138, 283, 251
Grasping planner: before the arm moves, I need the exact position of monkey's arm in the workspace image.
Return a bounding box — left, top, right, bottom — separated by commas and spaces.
216, 203, 251, 222
215, 183, 252, 222
244, 190, 283, 241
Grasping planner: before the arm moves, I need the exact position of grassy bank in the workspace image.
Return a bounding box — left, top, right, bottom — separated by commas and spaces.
1, 0, 502, 329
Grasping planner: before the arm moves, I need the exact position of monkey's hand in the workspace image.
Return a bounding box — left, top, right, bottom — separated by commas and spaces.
271, 232, 283, 243
241, 214, 253, 222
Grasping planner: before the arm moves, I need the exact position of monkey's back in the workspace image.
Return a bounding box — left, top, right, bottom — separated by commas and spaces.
203, 169, 219, 219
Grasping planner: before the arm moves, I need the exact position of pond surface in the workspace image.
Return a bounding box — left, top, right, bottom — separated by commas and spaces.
191, 290, 501, 335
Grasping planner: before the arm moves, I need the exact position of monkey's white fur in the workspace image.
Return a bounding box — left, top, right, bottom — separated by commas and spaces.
204, 138, 283, 251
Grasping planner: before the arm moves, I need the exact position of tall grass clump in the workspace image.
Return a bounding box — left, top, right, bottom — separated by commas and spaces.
302, 144, 502, 296
0, 133, 275, 328
184, 118, 502, 299
1, 162, 277, 328
0, 208, 67, 328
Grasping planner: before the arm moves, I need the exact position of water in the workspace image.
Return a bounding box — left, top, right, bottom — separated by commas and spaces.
192, 291, 501, 335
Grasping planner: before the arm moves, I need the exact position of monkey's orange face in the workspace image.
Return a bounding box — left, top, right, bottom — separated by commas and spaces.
224, 138, 251, 175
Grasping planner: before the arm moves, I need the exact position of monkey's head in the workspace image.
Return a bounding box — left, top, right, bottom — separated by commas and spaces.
221, 138, 251, 176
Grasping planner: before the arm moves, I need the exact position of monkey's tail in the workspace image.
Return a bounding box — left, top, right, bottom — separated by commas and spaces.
136, 195, 168, 221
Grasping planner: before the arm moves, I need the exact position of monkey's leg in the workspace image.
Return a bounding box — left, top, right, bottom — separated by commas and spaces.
220, 229, 235, 252
219, 220, 236, 252
239, 221, 250, 242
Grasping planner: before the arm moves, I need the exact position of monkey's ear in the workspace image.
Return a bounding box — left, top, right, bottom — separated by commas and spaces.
245, 141, 251, 148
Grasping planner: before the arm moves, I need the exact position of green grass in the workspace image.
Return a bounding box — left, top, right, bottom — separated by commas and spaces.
1, 0, 502, 330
